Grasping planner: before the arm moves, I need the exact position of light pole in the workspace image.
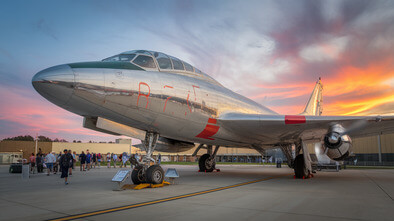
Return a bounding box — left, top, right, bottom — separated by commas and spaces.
35, 133, 38, 156
129, 138, 132, 155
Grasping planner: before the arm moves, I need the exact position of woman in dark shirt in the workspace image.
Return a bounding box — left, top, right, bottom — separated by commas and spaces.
79, 151, 86, 171
60, 149, 71, 185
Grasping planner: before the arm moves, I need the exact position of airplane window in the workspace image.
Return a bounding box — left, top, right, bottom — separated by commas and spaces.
194, 68, 202, 74
170, 56, 184, 70
102, 54, 136, 62
154, 52, 172, 69
183, 61, 194, 72
102, 55, 120, 61
119, 54, 136, 61
132, 55, 156, 68
134, 50, 153, 55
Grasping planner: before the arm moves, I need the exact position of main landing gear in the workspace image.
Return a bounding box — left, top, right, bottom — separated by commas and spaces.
131, 132, 164, 184
281, 141, 314, 179
193, 144, 220, 172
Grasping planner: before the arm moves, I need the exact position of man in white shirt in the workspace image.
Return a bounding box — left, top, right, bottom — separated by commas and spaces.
122, 153, 128, 168
45, 152, 56, 176
112, 153, 118, 168
107, 153, 111, 168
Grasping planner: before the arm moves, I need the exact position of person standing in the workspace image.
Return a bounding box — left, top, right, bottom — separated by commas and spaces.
107, 153, 111, 168
92, 153, 97, 169
53, 153, 58, 174
41, 154, 45, 171
29, 153, 36, 173
45, 152, 56, 176
68, 150, 73, 176
79, 151, 86, 171
56, 152, 62, 174
72, 151, 77, 170
122, 153, 128, 168
59, 149, 71, 185
97, 153, 102, 168
36, 154, 42, 173
86, 151, 91, 170
112, 153, 118, 168
158, 153, 162, 165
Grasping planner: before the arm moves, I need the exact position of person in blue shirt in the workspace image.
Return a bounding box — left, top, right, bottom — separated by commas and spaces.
86, 150, 91, 170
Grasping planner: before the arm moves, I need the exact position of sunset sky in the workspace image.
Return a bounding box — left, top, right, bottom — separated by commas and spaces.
0, 0, 393, 142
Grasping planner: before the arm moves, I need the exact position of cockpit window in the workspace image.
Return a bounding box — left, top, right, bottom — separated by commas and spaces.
103, 55, 120, 61
170, 56, 184, 70
119, 54, 136, 61
194, 68, 202, 74
134, 50, 153, 56
102, 54, 136, 62
124, 50, 153, 56
182, 61, 194, 72
132, 55, 156, 68
153, 52, 172, 69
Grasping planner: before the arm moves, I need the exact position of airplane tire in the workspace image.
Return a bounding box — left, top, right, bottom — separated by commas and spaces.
294, 154, 307, 179
132, 165, 145, 184
146, 165, 164, 184
199, 154, 215, 172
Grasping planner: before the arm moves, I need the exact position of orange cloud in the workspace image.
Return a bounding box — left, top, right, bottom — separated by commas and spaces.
251, 58, 394, 116
323, 59, 394, 115
0, 86, 113, 140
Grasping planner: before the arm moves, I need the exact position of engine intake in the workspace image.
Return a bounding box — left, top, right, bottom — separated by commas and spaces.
323, 124, 352, 161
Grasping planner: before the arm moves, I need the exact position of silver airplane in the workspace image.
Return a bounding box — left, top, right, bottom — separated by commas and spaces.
32, 50, 394, 183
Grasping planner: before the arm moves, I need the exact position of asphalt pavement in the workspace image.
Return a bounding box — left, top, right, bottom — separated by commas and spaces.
0, 164, 393, 221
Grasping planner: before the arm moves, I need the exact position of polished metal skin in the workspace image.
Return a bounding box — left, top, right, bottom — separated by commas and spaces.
32, 50, 394, 153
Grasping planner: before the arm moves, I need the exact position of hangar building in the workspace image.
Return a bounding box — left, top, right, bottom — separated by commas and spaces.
0, 133, 393, 165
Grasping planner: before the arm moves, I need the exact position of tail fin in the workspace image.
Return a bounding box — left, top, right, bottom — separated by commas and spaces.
300, 78, 323, 116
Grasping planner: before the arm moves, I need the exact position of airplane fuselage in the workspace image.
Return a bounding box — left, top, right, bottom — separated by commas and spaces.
72, 62, 277, 146
33, 60, 278, 147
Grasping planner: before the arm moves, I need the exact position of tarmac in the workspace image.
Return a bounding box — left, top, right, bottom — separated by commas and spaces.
0, 164, 393, 221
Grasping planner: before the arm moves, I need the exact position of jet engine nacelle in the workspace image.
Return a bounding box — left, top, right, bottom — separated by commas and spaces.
138, 137, 195, 153
323, 124, 352, 161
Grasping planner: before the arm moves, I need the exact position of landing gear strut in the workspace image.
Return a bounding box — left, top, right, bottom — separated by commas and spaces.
194, 144, 220, 172
131, 132, 164, 184
294, 141, 313, 179
281, 142, 314, 179
280, 145, 294, 168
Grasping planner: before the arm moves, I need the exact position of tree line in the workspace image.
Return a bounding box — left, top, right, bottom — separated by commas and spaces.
1, 135, 113, 143
2, 135, 68, 142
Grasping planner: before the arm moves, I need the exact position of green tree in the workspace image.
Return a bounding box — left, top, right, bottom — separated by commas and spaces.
3, 135, 34, 141
38, 136, 52, 142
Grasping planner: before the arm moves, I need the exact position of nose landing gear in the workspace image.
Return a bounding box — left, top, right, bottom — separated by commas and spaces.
131, 132, 164, 184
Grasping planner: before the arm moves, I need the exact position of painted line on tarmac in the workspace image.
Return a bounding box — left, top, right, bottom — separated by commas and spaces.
49, 174, 289, 221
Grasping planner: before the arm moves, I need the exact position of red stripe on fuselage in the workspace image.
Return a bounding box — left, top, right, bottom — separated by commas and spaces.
285, 115, 306, 124
208, 118, 217, 124
196, 118, 219, 140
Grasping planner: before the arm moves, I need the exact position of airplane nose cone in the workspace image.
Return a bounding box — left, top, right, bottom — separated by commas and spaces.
32, 64, 74, 107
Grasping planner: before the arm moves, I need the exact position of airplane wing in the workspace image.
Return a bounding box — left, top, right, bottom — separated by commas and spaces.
217, 113, 394, 144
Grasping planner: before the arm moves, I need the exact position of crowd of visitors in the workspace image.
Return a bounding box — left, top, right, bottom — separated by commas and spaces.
28, 149, 143, 185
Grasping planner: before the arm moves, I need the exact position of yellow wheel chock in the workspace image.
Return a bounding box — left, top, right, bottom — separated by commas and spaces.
133, 181, 171, 190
